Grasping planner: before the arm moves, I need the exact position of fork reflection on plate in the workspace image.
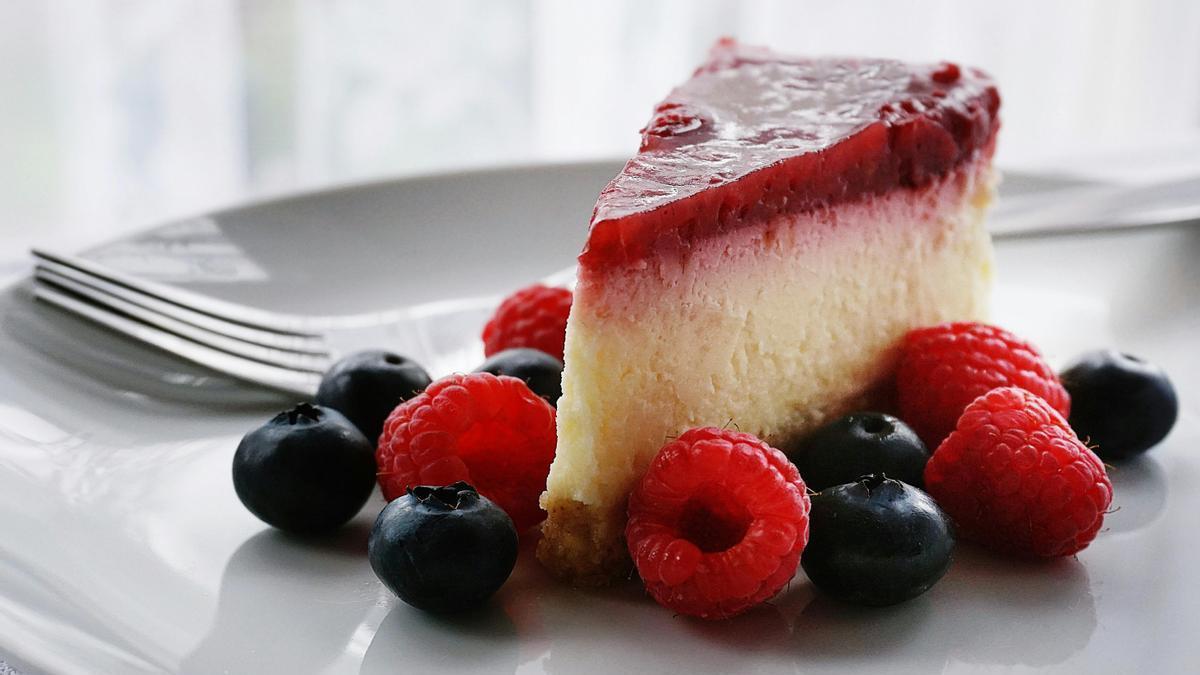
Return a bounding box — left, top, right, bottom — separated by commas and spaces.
28, 174, 1200, 396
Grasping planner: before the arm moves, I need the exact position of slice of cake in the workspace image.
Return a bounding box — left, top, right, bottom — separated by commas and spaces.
539, 39, 1001, 585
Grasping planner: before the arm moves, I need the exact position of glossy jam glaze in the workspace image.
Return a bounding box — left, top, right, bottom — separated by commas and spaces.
580, 38, 1001, 269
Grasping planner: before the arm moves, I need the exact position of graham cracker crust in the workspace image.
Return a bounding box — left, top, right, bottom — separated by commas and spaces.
537, 497, 632, 586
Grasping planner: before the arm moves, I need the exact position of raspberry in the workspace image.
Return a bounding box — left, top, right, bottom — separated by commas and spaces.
924, 387, 1112, 558
626, 427, 810, 619
897, 322, 1070, 447
376, 373, 556, 532
482, 285, 573, 361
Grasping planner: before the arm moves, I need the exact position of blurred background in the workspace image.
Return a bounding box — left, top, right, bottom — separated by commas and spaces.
2, 0, 1199, 263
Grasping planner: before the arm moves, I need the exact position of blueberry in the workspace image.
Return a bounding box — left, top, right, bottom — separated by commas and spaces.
475, 348, 563, 405
315, 350, 432, 442
801, 474, 954, 606
786, 412, 929, 491
1060, 349, 1178, 461
369, 481, 518, 613
232, 403, 376, 534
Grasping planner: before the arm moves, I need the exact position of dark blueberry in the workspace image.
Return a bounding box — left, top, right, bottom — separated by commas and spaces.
1060, 350, 1178, 461
315, 350, 432, 442
786, 412, 929, 491
475, 348, 563, 405
232, 403, 376, 534
369, 481, 518, 613
801, 474, 954, 606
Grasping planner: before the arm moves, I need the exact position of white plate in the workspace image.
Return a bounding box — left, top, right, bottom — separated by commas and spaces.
0, 162, 1197, 674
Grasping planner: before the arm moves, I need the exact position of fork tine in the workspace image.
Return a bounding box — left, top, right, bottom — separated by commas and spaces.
33, 283, 321, 397
35, 269, 334, 375
539, 265, 578, 289
35, 258, 330, 354
32, 248, 323, 335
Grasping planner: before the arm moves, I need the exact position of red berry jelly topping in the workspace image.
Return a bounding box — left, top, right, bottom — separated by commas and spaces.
580, 38, 1001, 268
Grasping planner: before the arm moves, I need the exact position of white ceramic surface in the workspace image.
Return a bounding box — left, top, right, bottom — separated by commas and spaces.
0, 162, 1197, 674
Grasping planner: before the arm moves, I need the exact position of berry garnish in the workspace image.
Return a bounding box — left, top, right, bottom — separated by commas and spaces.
475, 347, 564, 406
314, 350, 432, 442
482, 284, 572, 361
1060, 349, 1178, 461
232, 403, 376, 534
625, 427, 811, 620
801, 474, 954, 606
786, 412, 928, 490
369, 481, 518, 613
897, 322, 1070, 447
375, 373, 556, 532
924, 387, 1112, 558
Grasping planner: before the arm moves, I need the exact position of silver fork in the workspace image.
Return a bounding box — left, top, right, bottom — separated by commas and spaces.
31, 248, 577, 396
28, 173, 1200, 397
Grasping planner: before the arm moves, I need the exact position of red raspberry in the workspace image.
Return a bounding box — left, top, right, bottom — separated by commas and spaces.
626, 427, 811, 620
924, 387, 1112, 558
376, 373, 556, 532
482, 284, 573, 361
897, 322, 1070, 447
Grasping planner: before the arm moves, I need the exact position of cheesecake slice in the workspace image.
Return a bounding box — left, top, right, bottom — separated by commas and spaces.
539, 39, 1001, 585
